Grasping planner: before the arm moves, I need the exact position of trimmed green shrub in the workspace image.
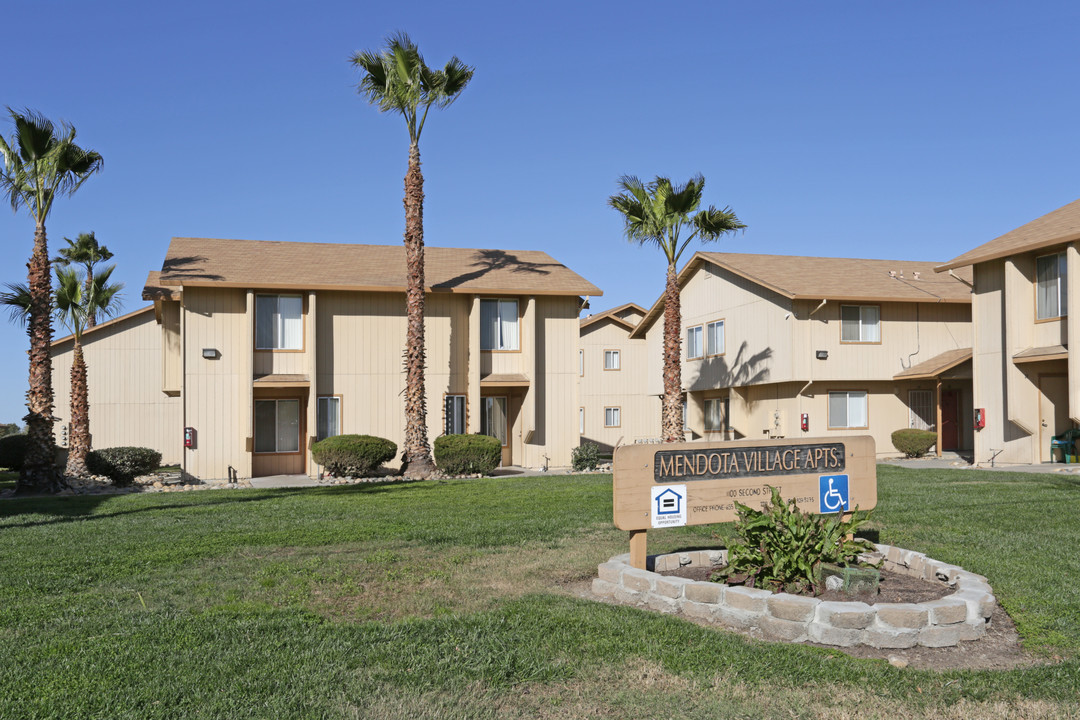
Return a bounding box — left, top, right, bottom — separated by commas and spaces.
891, 428, 938, 458
713, 486, 877, 595
434, 434, 501, 476
311, 434, 397, 477
87, 446, 162, 486
572, 442, 601, 471
0, 433, 28, 471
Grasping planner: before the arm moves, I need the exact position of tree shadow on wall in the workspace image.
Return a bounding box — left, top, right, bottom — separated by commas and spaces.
687, 341, 773, 389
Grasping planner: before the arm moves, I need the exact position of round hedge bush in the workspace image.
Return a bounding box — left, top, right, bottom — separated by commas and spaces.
0, 433, 28, 471
87, 446, 163, 486
434, 434, 501, 476
891, 428, 938, 458
311, 434, 397, 477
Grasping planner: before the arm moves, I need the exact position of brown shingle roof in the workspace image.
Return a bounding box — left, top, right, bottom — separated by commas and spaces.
52, 305, 155, 346
1013, 345, 1068, 364
936, 199, 1080, 272
154, 237, 602, 297
893, 348, 972, 380
579, 303, 648, 331
632, 252, 972, 337
142, 271, 180, 301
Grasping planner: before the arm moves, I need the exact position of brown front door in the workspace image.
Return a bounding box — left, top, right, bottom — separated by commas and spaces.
940, 390, 960, 451
1039, 374, 1069, 462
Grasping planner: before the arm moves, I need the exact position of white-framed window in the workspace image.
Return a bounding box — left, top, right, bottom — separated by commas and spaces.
316, 396, 341, 441
840, 305, 880, 343
704, 398, 727, 432
604, 407, 621, 428
579, 350, 584, 376
706, 320, 725, 356
908, 389, 934, 431
579, 407, 584, 434
828, 391, 868, 429
481, 396, 508, 445
686, 325, 703, 359
254, 399, 300, 453
255, 295, 303, 350
481, 299, 519, 351
604, 349, 620, 370
1037, 251, 1067, 320
445, 395, 466, 435
682, 399, 688, 431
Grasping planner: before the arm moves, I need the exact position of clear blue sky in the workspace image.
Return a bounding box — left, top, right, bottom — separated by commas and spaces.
2, 0, 1079, 424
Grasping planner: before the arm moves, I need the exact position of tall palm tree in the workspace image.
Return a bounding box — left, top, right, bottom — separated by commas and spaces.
2, 267, 124, 478
53, 231, 113, 327
0, 109, 102, 493
351, 33, 473, 479
609, 175, 745, 443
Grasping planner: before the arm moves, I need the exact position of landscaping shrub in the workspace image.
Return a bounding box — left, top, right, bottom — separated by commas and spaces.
311, 434, 397, 477
0, 433, 28, 471
891, 428, 938, 458
571, 442, 601, 471
433, 434, 501, 476
713, 486, 877, 595
86, 446, 162, 486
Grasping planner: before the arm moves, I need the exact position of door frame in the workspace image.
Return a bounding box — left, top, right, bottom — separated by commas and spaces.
1038, 373, 1069, 463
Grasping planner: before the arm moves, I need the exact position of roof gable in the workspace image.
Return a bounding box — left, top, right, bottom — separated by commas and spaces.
936, 198, 1080, 271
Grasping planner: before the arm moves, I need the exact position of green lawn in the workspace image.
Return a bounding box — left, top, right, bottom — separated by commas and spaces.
0, 466, 1078, 719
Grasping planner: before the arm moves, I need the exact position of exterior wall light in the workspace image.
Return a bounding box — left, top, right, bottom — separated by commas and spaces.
202, 348, 220, 359
815, 350, 828, 360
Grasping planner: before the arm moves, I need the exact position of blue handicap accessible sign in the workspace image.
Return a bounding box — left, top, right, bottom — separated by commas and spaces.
819, 474, 850, 513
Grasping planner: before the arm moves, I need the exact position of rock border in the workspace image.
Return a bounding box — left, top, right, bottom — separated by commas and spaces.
592, 544, 996, 649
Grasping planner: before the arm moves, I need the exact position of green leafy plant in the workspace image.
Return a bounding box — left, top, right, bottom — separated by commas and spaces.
891, 428, 937, 458
713, 486, 878, 595
433, 434, 501, 476
86, 446, 162, 487
571, 442, 602, 471
311, 435, 397, 478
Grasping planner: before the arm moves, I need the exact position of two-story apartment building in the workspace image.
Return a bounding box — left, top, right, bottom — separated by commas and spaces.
627, 252, 974, 456
937, 198, 1080, 464
577, 303, 661, 450
51, 237, 602, 479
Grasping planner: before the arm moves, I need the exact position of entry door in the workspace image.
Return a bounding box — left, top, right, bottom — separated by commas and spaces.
940, 390, 960, 451
253, 397, 306, 476
1038, 374, 1069, 462
481, 396, 510, 466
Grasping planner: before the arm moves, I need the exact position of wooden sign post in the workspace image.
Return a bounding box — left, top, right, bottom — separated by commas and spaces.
613, 436, 877, 569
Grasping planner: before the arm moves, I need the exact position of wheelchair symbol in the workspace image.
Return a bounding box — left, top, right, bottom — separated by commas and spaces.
819, 474, 849, 513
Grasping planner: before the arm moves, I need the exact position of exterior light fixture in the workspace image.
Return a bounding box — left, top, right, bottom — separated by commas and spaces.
815, 350, 828, 360
202, 348, 220, 359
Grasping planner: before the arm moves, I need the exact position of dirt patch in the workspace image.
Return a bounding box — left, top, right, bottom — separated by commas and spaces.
659, 565, 953, 606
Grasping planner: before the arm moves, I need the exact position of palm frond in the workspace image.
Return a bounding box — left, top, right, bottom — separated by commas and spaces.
695, 206, 747, 240
0, 282, 32, 327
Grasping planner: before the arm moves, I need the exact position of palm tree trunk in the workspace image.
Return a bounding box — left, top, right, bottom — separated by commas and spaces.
661, 263, 683, 443
19, 221, 62, 493
85, 269, 96, 328
65, 341, 90, 477
402, 141, 434, 478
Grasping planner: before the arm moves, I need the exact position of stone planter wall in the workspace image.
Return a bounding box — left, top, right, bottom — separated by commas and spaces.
591, 544, 996, 649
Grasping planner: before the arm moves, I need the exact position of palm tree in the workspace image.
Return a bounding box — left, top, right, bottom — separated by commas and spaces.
609, 175, 745, 443
351, 33, 473, 479
53, 231, 113, 327
2, 267, 123, 478
0, 109, 102, 493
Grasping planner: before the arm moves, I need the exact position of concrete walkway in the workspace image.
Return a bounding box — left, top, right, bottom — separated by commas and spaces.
881, 452, 1080, 474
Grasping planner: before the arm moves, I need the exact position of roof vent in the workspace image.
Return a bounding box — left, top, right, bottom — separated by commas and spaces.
889, 271, 897, 278
913, 271, 921, 280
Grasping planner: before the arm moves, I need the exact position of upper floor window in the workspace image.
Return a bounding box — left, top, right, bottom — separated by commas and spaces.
706, 319, 725, 356
256, 294, 302, 350
686, 325, 703, 359
481, 299, 519, 351
840, 305, 880, 343
604, 406, 621, 427
1037, 251, 1067, 320
604, 350, 620, 370
579, 350, 584, 376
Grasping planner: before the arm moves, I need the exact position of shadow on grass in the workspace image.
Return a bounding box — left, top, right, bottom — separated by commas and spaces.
0, 479, 430, 530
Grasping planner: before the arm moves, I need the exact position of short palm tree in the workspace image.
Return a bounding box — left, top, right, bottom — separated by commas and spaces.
53, 231, 113, 328
1, 267, 123, 478
0, 109, 102, 493
351, 33, 473, 479
609, 175, 745, 443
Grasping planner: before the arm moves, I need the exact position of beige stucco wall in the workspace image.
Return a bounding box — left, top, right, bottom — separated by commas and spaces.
578, 319, 660, 449
51, 307, 182, 465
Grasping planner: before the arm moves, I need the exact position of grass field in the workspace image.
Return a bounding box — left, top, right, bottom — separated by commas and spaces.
1, 465, 1078, 719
